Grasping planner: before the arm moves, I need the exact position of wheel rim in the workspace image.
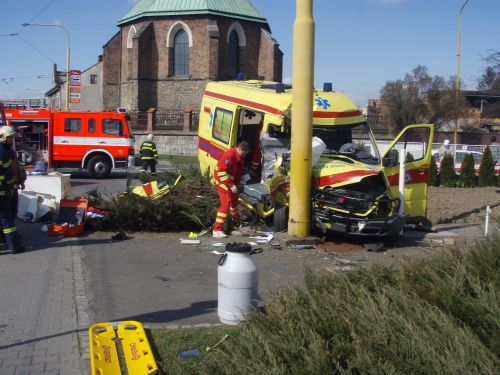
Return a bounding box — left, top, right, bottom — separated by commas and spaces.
94, 161, 107, 174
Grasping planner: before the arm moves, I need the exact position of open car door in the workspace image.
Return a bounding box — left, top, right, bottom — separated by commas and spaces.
382, 124, 434, 218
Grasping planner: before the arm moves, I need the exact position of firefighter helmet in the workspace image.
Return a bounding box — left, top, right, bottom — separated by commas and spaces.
0, 126, 16, 142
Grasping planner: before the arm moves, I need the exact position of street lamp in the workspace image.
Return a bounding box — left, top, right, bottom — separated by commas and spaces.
454, 0, 470, 144
21, 22, 70, 111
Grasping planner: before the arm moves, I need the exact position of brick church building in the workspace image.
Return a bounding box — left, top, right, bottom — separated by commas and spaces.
101, 0, 283, 123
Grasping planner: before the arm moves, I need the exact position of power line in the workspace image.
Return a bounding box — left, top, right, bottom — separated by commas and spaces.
16, 34, 60, 65
0, 74, 51, 81
14, 0, 59, 36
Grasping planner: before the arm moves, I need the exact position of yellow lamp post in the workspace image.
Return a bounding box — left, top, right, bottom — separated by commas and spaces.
454, 0, 470, 144
22, 23, 71, 111
288, 0, 315, 238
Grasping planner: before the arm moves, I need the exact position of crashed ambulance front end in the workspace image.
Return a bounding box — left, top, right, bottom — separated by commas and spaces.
311, 150, 405, 237
308, 99, 406, 237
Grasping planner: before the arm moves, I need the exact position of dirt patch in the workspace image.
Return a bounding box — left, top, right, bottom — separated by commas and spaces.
427, 186, 500, 224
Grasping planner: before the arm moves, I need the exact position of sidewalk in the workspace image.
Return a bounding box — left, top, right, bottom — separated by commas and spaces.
0, 221, 87, 375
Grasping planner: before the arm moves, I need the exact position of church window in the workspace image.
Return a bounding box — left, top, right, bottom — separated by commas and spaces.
228, 30, 240, 78
173, 29, 189, 76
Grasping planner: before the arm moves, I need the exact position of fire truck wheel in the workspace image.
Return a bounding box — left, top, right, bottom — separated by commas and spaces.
273, 205, 288, 232
87, 155, 111, 179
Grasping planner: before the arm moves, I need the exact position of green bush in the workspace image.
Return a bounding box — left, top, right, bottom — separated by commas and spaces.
460, 153, 477, 187
439, 153, 456, 187
428, 154, 439, 186
96, 169, 219, 232
479, 146, 496, 186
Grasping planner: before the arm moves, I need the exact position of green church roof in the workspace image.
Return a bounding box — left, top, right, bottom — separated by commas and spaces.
118, 0, 268, 25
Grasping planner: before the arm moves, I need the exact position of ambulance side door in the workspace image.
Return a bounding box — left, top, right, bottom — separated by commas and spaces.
382, 124, 434, 218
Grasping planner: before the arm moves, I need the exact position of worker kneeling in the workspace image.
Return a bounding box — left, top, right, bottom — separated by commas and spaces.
0, 126, 25, 253
212, 141, 250, 238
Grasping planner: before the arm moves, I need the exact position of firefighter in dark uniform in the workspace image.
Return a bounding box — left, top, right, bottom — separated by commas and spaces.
0, 126, 25, 253
139, 134, 158, 175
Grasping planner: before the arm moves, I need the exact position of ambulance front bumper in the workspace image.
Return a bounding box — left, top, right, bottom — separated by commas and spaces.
313, 209, 407, 237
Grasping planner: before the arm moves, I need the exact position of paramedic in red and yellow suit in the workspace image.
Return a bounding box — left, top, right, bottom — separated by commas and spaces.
212, 141, 250, 238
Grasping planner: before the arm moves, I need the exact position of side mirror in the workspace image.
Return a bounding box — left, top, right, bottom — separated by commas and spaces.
383, 149, 399, 167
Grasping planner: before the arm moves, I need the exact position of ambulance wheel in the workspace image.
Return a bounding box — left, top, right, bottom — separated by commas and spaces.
273, 205, 288, 232
88, 155, 111, 179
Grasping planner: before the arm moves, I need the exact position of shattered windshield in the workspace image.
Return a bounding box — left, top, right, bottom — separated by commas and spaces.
312, 122, 380, 165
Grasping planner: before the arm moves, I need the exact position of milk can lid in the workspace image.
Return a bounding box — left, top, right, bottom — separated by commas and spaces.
225, 242, 252, 253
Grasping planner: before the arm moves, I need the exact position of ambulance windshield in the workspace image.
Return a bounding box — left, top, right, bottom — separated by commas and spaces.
313, 122, 380, 165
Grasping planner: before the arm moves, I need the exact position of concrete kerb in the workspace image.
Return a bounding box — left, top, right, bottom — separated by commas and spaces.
71, 239, 91, 375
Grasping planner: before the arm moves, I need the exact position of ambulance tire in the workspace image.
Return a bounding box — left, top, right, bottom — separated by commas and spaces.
273, 205, 288, 232
88, 155, 111, 179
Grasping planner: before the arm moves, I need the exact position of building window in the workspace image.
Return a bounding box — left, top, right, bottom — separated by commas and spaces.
102, 119, 123, 136
90, 74, 97, 84
64, 118, 81, 133
228, 30, 240, 78
173, 29, 189, 76
212, 108, 233, 144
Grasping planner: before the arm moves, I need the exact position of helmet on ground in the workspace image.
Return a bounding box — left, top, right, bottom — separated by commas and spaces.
147, 134, 154, 141
443, 139, 450, 146
0, 126, 16, 142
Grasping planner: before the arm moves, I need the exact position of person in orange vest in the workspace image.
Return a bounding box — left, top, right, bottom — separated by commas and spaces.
212, 141, 250, 238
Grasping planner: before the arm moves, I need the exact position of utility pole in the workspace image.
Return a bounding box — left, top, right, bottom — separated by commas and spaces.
454, 0, 470, 144
288, 0, 315, 238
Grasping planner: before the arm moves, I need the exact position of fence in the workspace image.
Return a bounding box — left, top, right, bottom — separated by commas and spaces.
127, 109, 199, 132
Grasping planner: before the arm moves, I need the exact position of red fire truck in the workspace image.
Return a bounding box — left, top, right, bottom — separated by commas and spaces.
3, 107, 134, 178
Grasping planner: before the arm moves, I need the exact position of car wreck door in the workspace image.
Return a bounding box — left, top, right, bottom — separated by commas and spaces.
382, 124, 434, 218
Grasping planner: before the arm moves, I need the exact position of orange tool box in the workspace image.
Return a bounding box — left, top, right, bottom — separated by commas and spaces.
48, 198, 88, 236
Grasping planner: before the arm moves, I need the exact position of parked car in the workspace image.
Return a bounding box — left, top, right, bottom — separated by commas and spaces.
434, 150, 500, 175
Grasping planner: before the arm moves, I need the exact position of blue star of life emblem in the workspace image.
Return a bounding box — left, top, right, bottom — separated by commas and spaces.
315, 97, 331, 110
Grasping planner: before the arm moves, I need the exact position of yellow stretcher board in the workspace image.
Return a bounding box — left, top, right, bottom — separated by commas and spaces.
89, 321, 159, 375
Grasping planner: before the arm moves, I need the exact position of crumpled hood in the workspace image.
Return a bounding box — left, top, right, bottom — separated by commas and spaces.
312, 156, 382, 188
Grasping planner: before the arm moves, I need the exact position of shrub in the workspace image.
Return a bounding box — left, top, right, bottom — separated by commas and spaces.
479, 146, 496, 186
460, 153, 477, 187
428, 154, 439, 186
96, 170, 219, 231
439, 153, 456, 187
172, 239, 500, 375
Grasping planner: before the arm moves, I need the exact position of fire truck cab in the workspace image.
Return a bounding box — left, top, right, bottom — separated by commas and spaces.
198, 80, 434, 237
3, 108, 134, 178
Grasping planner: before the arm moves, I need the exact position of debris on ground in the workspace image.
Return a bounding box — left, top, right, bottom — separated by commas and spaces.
110, 232, 132, 241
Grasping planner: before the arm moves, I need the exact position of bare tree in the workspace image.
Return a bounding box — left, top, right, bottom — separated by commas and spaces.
380, 66, 467, 135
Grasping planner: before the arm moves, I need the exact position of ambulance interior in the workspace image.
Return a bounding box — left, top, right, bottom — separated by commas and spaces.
10, 119, 49, 166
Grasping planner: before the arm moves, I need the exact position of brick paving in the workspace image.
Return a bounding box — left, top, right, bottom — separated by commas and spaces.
0, 221, 87, 374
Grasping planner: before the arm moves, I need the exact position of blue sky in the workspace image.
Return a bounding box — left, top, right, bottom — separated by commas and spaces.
0, 0, 498, 106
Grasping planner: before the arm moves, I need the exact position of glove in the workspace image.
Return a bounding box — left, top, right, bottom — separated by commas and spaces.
230, 185, 238, 194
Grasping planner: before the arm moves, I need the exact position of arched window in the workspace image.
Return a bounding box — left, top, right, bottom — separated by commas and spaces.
228, 30, 240, 78
127, 25, 136, 49
173, 29, 189, 76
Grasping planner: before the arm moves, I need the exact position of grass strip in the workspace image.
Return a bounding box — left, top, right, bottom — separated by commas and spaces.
150, 238, 500, 374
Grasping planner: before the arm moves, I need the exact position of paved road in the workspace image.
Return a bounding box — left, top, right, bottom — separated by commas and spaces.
0, 222, 87, 375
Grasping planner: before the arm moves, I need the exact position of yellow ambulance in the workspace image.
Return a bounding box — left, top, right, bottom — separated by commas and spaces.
198, 80, 434, 237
